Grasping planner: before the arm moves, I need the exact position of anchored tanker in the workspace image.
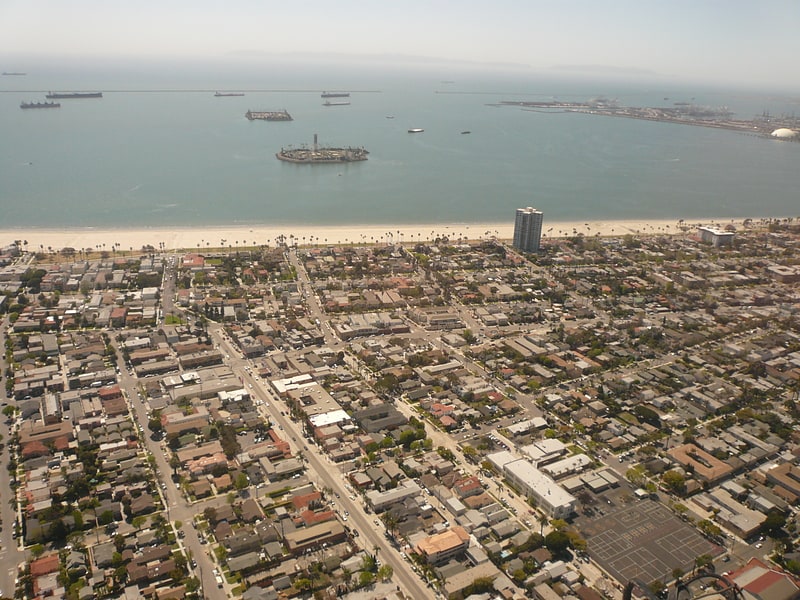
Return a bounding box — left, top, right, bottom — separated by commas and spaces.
45, 91, 102, 99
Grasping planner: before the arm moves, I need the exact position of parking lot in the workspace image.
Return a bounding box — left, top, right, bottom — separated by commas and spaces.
575, 492, 722, 587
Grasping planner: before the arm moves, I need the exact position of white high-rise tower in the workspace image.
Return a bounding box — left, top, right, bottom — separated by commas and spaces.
513, 207, 543, 253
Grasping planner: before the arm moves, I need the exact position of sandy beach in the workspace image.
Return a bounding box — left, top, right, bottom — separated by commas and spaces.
0, 217, 758, 254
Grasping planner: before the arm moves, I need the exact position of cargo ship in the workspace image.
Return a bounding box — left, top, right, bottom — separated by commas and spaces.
245, 109, 292, 121
20, 101, 60, 109
277, 134, 367, 164
323, 100, 350, 106
215, 91, 245, 97
45, 91, 102, 99
321, 91, 350, 98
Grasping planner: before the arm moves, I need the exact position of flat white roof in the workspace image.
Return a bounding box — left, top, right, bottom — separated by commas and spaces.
271, 373, 314, 394
504, 459, 576, 509
308, 409, 351, 428
486, 450, 517, 470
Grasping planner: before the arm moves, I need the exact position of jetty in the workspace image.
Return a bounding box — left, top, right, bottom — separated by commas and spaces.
276, 134, 367, 164
245, 109, 292, 122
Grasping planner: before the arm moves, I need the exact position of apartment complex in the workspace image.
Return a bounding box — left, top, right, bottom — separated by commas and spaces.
513, 206, 544, 253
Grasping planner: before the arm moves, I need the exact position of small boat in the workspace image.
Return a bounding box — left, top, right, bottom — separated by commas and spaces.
323, 100, 350, 106
321, 91, 350, 98
215, 91, 245, 97
408, 128, 424, 133
385, 116, 395, 119
461, 131, 471, 134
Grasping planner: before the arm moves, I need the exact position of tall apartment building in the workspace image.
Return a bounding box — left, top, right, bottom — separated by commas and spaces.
698, 226, 734, 247
513, 206, 543, 253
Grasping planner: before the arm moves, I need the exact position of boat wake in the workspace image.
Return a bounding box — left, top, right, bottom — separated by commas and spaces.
149, 202, 179, 213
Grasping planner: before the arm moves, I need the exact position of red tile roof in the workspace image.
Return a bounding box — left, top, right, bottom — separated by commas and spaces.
30, 554, 60, 577
292, 491, 322, 511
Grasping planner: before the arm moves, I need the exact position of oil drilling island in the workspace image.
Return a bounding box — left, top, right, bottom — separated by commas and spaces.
276, 134, 368, 163
245, 109, 293, 121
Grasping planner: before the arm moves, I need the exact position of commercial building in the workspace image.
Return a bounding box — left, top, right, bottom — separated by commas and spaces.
504, 459, 577, 518
488, 451, 576, 518
513, 207, 544, 253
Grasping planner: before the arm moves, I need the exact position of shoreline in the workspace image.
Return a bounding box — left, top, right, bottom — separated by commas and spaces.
0, 217, 773, 253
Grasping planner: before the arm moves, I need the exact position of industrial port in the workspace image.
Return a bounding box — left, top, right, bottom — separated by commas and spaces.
500, 98, 800, 140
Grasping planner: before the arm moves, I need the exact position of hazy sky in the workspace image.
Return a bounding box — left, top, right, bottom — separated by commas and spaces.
2, 0, 798, 87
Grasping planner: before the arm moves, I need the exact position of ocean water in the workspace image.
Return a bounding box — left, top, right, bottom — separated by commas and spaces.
1, 58, 799, 228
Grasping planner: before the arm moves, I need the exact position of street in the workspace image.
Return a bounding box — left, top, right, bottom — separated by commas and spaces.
0, 316, 24, 597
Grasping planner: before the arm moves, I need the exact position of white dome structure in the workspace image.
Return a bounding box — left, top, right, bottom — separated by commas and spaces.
771, 128, 798, 139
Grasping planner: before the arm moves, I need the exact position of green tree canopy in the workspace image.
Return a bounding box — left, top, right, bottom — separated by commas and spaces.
762, 510, 787, 535
358, 571, 375, 588
377, 564, 394, 582
234, 472, 249, 490
662, 470, 686, 495
545, 530, 571, 556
